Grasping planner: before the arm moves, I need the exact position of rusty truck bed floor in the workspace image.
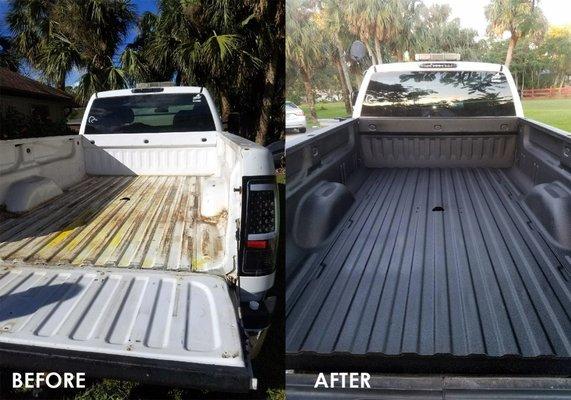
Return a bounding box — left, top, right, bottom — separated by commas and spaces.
0, 176, 202, 270
286, 168, 571, 372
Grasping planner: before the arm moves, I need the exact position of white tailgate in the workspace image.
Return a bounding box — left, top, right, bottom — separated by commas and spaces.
0, 267, 245, 368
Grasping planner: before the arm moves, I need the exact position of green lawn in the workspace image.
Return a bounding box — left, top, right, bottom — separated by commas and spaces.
301, 98, 571, 133
300, 102, 349, 120
299, 102, 347, 125
522, 99, 571, 133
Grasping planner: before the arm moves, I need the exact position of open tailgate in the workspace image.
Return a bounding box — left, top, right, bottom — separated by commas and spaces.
0, 266, 252, 392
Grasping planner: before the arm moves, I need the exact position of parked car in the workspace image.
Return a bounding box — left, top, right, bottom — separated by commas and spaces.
285, 57, 571, 397
285, 101, 307, 133
0, 84, 279, 393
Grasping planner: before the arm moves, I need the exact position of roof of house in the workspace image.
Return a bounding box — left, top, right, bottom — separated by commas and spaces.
0, 68, 74, 104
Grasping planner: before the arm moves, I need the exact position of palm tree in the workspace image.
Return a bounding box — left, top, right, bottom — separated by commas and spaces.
8, 0, 135, 96
246, 0, 285, 144
345, 0, 375, 64
36, 34, 81, 90
389, 0, 423, 61
6, 0, 52, 74
320, 0, 353, 113
485, 0, 547, 67
120, 0, 283, 145
123, 2, 248, 116
346, 0, 398, 64
0, 36, 20, 71
286, 0, 325, 120
414, 4, 480, 60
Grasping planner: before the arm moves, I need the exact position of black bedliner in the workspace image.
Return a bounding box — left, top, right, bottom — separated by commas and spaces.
286, 167, 571, 372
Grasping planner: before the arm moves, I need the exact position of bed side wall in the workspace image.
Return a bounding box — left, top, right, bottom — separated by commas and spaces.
508, 119, 571, 263
0, 136, 86, 206
285, 119, 361, 283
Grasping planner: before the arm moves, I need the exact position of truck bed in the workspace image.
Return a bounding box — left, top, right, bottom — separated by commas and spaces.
286, 168, 571, 372
0, 176, 203, 270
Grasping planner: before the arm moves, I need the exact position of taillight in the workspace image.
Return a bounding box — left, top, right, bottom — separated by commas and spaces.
294, 109, 304, 116
239, 176, 278, 276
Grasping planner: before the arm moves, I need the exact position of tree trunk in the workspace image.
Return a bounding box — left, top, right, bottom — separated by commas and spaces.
255, 0, 283, 145
335, 56, 351, 114
505, 35, 518, 68
301, 68, 317, 121
374, 36, 383, 64
365, 41, 377, 65
336, 39, 353, 95
255, 46, 278, 145
353, 69, 363, 90
220, 91, 231, 122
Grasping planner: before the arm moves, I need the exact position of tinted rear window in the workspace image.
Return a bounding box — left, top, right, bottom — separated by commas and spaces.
85, 93, 215, 134
362, 71, 516, 117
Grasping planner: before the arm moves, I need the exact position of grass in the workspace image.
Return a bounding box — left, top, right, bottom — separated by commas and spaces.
300, 98, 571, 133
299, 102, 349, 121
522, 99, 571, 133
299, 102, 347, 126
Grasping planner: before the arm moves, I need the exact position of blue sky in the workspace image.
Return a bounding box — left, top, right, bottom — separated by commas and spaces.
0, 0, 158, 85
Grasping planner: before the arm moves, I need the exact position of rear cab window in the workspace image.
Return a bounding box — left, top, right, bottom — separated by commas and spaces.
85, 93, 215, 134
362, 71, 516, 117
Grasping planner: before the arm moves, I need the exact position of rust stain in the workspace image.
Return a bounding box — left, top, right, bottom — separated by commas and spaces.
215, 234, 224, 255
198, 225, 225, 266
201, 229, 211, 258
198, 210, 228, 226
193, 208, 227, 271
0, 176, 228, 272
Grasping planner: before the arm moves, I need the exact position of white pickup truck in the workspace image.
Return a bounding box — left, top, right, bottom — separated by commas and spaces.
0, 85, 278, 392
